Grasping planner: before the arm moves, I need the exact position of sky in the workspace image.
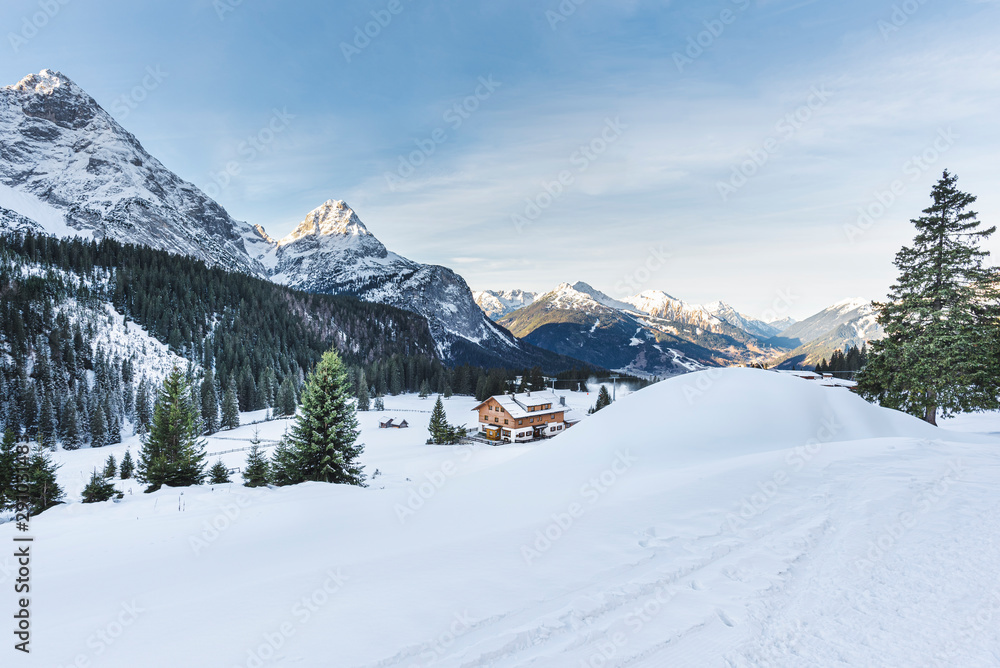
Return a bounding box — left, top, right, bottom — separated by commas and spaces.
2, 0, 999, 320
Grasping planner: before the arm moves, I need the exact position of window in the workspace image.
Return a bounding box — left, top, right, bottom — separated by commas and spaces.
495, 417, 499, 423
504, 419, 508, 425
530, 417, 534, 423
518, 420, 523, 426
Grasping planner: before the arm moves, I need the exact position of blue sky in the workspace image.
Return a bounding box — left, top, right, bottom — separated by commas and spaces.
2, 0, 999, 319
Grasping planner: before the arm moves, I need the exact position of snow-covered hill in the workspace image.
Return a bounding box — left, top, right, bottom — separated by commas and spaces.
7, 370, 999, 666
473, 289, 538, 320
0, 70, 533, 366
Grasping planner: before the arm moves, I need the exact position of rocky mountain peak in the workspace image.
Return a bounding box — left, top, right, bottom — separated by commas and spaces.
278, 200, 372, 247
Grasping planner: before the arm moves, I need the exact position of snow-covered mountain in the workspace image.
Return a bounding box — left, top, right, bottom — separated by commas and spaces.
0, 70, 561, 367
473, 289, 537, 320
261, 200, 518, 358
622, 291, 782, 339
497, 281, 779, 376
0, 69, 269, 274
773, 298, 884, 368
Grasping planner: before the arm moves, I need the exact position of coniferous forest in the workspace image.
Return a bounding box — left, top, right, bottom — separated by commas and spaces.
0, 231, 612, 450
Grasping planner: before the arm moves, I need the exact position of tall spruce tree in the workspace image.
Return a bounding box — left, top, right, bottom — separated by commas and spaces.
201, 368, 220, 434
857, 171, 1000, 424
286, 350, 364, 485
137, 368, 208, 492
221, 378, 240, 431
428, 396, 451, 444
593, 385, 613, 412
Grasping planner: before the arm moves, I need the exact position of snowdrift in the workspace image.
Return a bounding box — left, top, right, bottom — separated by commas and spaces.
6, 370, 999, 667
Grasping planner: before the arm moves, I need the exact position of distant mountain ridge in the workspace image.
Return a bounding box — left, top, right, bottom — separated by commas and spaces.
473, 289, 538, 319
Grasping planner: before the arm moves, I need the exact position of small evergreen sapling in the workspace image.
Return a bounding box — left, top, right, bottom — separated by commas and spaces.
82, 468, 118, 504
243, 430, 270, 488
209, 459, 231, 485
119, 450, 135, 479
102, 453, 117, 479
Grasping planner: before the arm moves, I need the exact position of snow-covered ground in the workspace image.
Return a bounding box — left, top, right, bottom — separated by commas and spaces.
3, 370, 999, 667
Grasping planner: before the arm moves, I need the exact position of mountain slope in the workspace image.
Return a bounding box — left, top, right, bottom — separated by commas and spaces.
773, 299, 883, 368
497, 282, 777, 376
0, 69, 269, 274
0, 70, 575, 370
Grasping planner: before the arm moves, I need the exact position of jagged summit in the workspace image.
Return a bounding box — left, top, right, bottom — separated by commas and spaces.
277, 199, 373, 247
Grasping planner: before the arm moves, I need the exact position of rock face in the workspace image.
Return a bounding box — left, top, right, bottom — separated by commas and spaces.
262, 200, 519, 358
0, 69, 540, 365
0, 69, 269, 274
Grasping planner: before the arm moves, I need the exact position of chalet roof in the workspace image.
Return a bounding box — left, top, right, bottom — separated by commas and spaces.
473, 390, 566, 420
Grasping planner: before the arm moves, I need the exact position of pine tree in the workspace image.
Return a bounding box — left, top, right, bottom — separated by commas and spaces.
594, 385, 612, 412
357, 379, 370, 412
0, 430, 17, 509
208, 459, 231, 485
373, 395, 385, 412
90, 403, 108, 448
201, 368, 220, 434
418, 379, 431, 398
135, 378, 152, 434
221, 378, 240, 430
103, 453, 117, 479
286, 350, 364, 485
857, 171, 1000, 424
269, 436, 301, 487
390, 364, 404, 396
38, 391, 56, 449
428, 396, 450, 444
60, 400, 82, 450
276, 376, 297, 417
81, 468, 118, 504
25, 444, 64, 515
119, 449, 135, 479
243, 431, 270, 488
137, 368, 207, 492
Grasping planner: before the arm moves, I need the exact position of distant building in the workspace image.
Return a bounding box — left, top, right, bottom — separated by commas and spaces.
378, 418, 409, 429
472, 390, 578, 443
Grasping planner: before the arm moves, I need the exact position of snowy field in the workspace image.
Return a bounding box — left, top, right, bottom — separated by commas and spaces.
3, 369, 999, 667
